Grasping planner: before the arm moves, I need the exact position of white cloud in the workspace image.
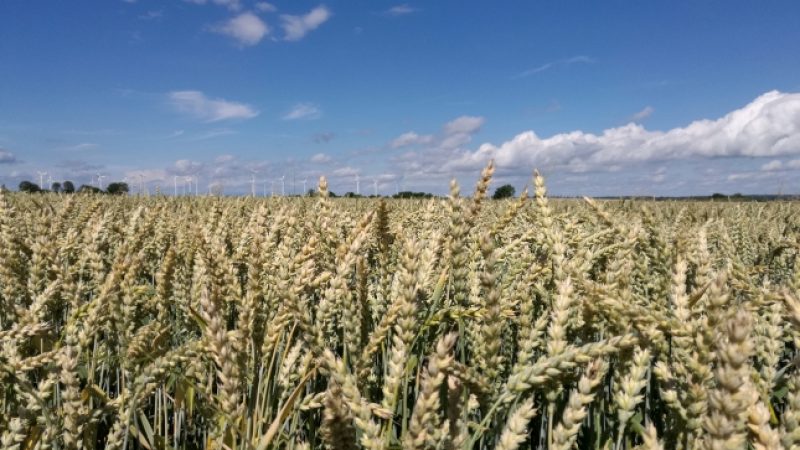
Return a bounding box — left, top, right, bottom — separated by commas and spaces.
0, 149, 17, 164
255, 2, 276, 12
391, 131, 434, 148
186, 0, 241, 11
332, 166, 359, 177
440, 115, 485, 149
281, 5, 331, 41
215, 154, 236, 163
172, 159, 204, 175
630, 106, 654, 122
311, 153, 332, 163
213, 12, 269, 46
444, 115, 485, 135
441, 90, 800, 174
761, 159, 800, 171
514, 56, 594, 78
283, 103, 321, 120
386, 4, 418, 16
168, 90, 259, 122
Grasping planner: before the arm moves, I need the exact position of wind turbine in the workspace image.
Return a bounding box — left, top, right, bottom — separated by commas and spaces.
185, 176, 193, 196
96, 173, 106, 190
280, 175, 286, 196
355, 174, 360, 196
373, 177, 378, 197
250, 171, 257, 197
302, 177, 308, 195
174, 175, 179, 196
37, 171, 47, 189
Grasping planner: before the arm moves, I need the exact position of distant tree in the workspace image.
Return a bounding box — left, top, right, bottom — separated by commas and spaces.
394, 191, 433, 199
492, 184, 515, 200
306, 188, 316, 197
328, 191, 338, 198
19, 181, 41, 193
710, 193, 726, 201
62, 180, 75, 193
78, 185, 102, 194
106, 182, 129, 195
51, 182, 62, 193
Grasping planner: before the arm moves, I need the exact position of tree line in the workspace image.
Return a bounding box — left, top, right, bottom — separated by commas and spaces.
15, 180, 129, 195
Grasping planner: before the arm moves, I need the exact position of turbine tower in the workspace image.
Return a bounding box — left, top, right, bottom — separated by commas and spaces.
373, 178, 378, 197
96, 173, 106, 190
250, 171, 257, 197
280, 175, 286, 196
37, 171, 47, 189
302, 177, 308, 194
174, 176, 179, 196
355, 174, 360, 196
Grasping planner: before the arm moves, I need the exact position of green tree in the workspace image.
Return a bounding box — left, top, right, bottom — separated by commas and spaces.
492, 184, 515, 199
106, 182, 129, 195
19, 180, 41, 193
62, 180, 75, 193
51, 182, 62, 193
78, 185, 102, 194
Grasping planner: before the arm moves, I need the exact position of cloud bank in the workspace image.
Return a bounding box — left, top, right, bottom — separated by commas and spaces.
435, 90, 800, 175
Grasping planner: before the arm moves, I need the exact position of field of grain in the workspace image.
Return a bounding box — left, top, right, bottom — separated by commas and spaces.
1, 164, 799, 450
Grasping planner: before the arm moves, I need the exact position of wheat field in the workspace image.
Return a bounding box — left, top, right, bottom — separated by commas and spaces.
1, 163, 799, 450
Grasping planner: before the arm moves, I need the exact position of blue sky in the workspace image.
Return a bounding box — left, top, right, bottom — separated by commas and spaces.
1, 0, 799, 195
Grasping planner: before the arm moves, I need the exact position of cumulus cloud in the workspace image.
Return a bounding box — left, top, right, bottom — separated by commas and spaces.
168, 91, 259, 122
761, 159, 800, 171
391, 132, 434, 148
514, 56, 594, 78
281, 6, 331, 41
441, 90, 800, 174
283, 103, 321, 120
630, 106, 654, 122
444, 115, 485, 135
440, 115, 485, 149
311, 153, 332, 163
0, 149, 17, 164
385, 4, 418, 16
389, 115, 484, 152
255, 2, 276, 12
172, 159, 204, 175
213, 12, 269, 46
